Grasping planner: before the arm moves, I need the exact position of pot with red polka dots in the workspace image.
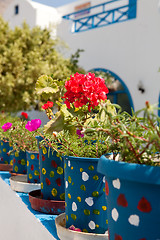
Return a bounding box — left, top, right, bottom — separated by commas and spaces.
0, 140, 13, 164
26, 151, 40, 184
63, 155, 108, 234
97, 155, 160, 240
36, 136, 65, 201
12, 150, 27, 174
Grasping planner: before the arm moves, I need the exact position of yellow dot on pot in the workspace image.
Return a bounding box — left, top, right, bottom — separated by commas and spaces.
84, 209, 90, 215
42, 147, 47, 154
88, 165, 94, 171
68, 193, 71, 199
83, 229, 88, 233
51, 188, 57, 197
93, 209, 100, 215
21, 159, 26, 165
15, 152, 19, 157
103, 187, 105, 192
92, 191, 99, 197
50, 171, 54, 177
41, 182, 43, 189
1, 142, 3, 146
66, 215, 68, 221
9, 142, 12, 147
77, 196, 81, 202
102, 206, 107, 211
29, 174, 33, 179
60, 193, 65, 200
71, 214, 77, 221
72, 182, 74, 185
106, 219, 108, 224
31, 154, 35, 160
80, 185, 86, 191
96, 224, 99, 228
71, 166, 74, 170
65, 202, 67, 207
80, 168, 83, 172
57, 167, 63, 175
93, 175, 99, 180
10, 160, 13, 166
34, 170, 39, 176
68, 176, 72, 183
42, 168, 46, 175
0, 150, 1, 153
27, 161, 29, 166
64, 163, 66, 169
14, 166, 18, 172
3, 148, 6, 152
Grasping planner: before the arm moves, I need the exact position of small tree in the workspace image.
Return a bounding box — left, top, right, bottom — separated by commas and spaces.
0, 17, 84, 112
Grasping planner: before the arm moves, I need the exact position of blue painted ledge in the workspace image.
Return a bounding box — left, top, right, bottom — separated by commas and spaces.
0, 171, 60, 240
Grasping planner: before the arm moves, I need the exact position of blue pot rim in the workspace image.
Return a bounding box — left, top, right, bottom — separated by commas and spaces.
26, 150, 39, 154
63, 155, 99, 163
97, 155, 160, 185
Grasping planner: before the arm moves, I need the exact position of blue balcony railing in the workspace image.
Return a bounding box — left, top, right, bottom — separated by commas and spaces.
63, 0, 137, 33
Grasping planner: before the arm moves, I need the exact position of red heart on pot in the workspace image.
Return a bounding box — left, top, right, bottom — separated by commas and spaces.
117, 193, 128, 207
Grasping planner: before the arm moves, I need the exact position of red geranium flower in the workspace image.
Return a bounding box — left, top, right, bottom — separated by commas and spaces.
21, 112, 28, 119
42, 101, 53, 110
63, 72, 109, 112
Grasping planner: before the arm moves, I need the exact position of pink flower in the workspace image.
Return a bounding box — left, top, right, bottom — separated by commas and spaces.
2, 122, 12, 132
76, 129, 84, 138
25, 119, 41, 132
68, 225, 82, 232
21, 112, 28, 119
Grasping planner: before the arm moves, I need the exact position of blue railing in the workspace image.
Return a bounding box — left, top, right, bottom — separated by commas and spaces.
63, 0, 137, 33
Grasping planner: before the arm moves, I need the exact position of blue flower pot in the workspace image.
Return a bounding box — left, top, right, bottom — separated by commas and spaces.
36, 136, 65, 201
12, 150, 27, 174
97, 155, 160, 240
63, 155, 108, 234
0, 140, 13, 164
26, 151, 40, 183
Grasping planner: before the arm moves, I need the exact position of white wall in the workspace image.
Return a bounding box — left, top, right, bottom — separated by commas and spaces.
57, 0, 160, 111
3, 0, 36, 29
3, 0, 60, 30
0, 178, 56, 240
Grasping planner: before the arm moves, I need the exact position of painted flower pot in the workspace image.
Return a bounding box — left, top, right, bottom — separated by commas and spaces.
12, 150, 27, 174
97, 155, 160, 240
0, 140, 13, 164
36, 136, 65, 201
63, 155, 108, 234
26, 151, 40, 184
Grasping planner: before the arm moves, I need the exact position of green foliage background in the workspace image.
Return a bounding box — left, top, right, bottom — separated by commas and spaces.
0, 17, 84, 112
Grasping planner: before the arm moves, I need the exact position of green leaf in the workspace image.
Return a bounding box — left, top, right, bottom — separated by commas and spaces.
36, 75, 59, 96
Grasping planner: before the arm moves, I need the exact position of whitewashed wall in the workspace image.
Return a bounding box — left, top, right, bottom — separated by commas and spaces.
0, 178, 56, 240
3, 0, 36, 28
57, 0, 160, 111
3, 0, 60, 30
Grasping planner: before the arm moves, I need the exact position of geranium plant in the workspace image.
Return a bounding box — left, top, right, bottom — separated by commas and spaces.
40, 72, 116, 158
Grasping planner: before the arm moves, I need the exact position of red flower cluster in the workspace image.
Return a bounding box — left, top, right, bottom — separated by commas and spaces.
42, 101, 53, 110
63, 72, 109, 111
21, 112, 28, 119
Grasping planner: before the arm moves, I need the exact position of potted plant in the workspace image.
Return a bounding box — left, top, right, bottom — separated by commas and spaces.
0, 113, 19, 167
96, 101, 160, 240
4, 114, 41, 176
42, 72, 116, 235
25, 115, 65, 201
